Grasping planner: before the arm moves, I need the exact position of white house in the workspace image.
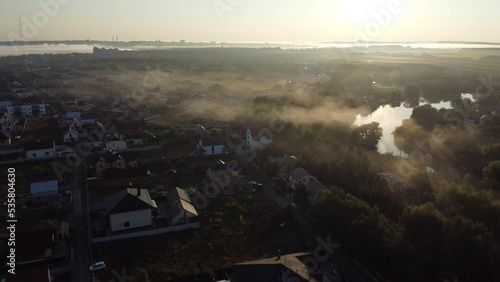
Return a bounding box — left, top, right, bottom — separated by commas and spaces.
104, 188, 157, 232
198, 136, 226, 156
105, 134, 127, 151
24, 140, 56, 160
63, 129, 79, 143
246, 128, 272, 149
30, 180, 60, 204
202, 161, 246, 195
7, 103, 46, 117
288, 167, 317, 189
166, 187, 198, 226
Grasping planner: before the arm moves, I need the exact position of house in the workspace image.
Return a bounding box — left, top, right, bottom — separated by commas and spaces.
62, 129, 79, 143
246, 128, 272, 149
230, 252, 341, 282
0, 130, 12, 146
17, 228, 54, 264
288, 167, 316, 189
61, 99, 78, 110
1, 112, 25, 132
202, 160, 246, 195
0, 100, 12, 111
105, 134, 127, 150
6, 97, 46, 117
307, 178, 327, 202
64, 111, 81, 120
30, 180, 60, 204
24, 139, 56, 160
166, 187, 198, 225
94, 149, 138, 176
57, 221, 71, 239
198, 136, 226, 155
104, 188, 157, 232
274, 154, 299, 173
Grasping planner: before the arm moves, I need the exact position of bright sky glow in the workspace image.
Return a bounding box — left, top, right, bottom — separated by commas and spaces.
0, 0, 499, 43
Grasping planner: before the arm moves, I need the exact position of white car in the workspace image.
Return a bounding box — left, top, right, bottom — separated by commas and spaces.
89, 261, 106, 272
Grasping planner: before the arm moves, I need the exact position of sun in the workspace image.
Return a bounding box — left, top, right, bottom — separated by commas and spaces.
338, 0, 378, 22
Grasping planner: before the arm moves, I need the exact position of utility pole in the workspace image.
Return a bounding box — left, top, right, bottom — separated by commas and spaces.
18, 15, 23, 41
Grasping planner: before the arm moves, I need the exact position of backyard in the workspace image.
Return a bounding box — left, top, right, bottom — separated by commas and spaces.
91, 190, 303, 281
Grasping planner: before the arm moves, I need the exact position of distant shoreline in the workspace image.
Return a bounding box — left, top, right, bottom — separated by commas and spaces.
1, 40, 500, 57
1, 40, 500, 48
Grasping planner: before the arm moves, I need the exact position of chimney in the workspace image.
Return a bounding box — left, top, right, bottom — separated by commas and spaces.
137, 188, 141, 197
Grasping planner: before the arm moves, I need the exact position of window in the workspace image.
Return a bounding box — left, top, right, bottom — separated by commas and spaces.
124, 222, 130, 227
32, 153, 36, 157
45, 152, 50, 156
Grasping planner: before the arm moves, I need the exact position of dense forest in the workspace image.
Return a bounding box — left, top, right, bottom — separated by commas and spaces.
253, 63, 500, 281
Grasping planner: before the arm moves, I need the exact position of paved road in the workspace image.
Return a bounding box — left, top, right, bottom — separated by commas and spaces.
68, 158, 91, 282
234, 152, 378, 282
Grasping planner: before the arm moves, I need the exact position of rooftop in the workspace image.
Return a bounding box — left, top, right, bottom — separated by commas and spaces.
105, 188, 156, 215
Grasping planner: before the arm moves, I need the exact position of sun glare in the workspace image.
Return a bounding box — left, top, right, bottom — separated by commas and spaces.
338, 0, 383, 23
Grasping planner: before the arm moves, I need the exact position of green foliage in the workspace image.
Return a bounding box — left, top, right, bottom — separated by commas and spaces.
483, 160, 500, 182
410, 104, 439, 130
401, 171, 435, 206
352, 122, 383, 150
404, 84, 421, 103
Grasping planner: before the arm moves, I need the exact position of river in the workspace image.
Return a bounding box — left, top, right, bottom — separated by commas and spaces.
354, 93, 475, 156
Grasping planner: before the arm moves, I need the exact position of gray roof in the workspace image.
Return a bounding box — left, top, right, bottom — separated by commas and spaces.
199, 136, 226, 147
288, 167, 311, 181
105, 188, 156, 215
30, 180, 58, 194
166, 187, 192, 206
274, 154, 299, 166
307, 178, 327, 195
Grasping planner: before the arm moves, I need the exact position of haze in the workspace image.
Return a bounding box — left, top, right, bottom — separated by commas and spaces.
1, 0, 500, 43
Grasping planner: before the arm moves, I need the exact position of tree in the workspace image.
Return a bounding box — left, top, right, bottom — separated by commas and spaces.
402, 171, 435, 205
130, 266, 151, 282
410, 104, 439, 130
404, 84, 421, 103
483, 160, 500, 182
294, 182, 309, 209
352, 122, 382, 150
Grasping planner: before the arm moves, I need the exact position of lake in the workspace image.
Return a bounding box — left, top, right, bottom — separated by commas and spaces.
354, 93, 474, 156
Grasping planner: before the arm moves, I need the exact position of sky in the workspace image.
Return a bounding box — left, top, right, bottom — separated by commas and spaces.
0, 0, 499, 43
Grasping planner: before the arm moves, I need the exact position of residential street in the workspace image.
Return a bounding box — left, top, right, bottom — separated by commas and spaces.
68, 157, 91, 282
